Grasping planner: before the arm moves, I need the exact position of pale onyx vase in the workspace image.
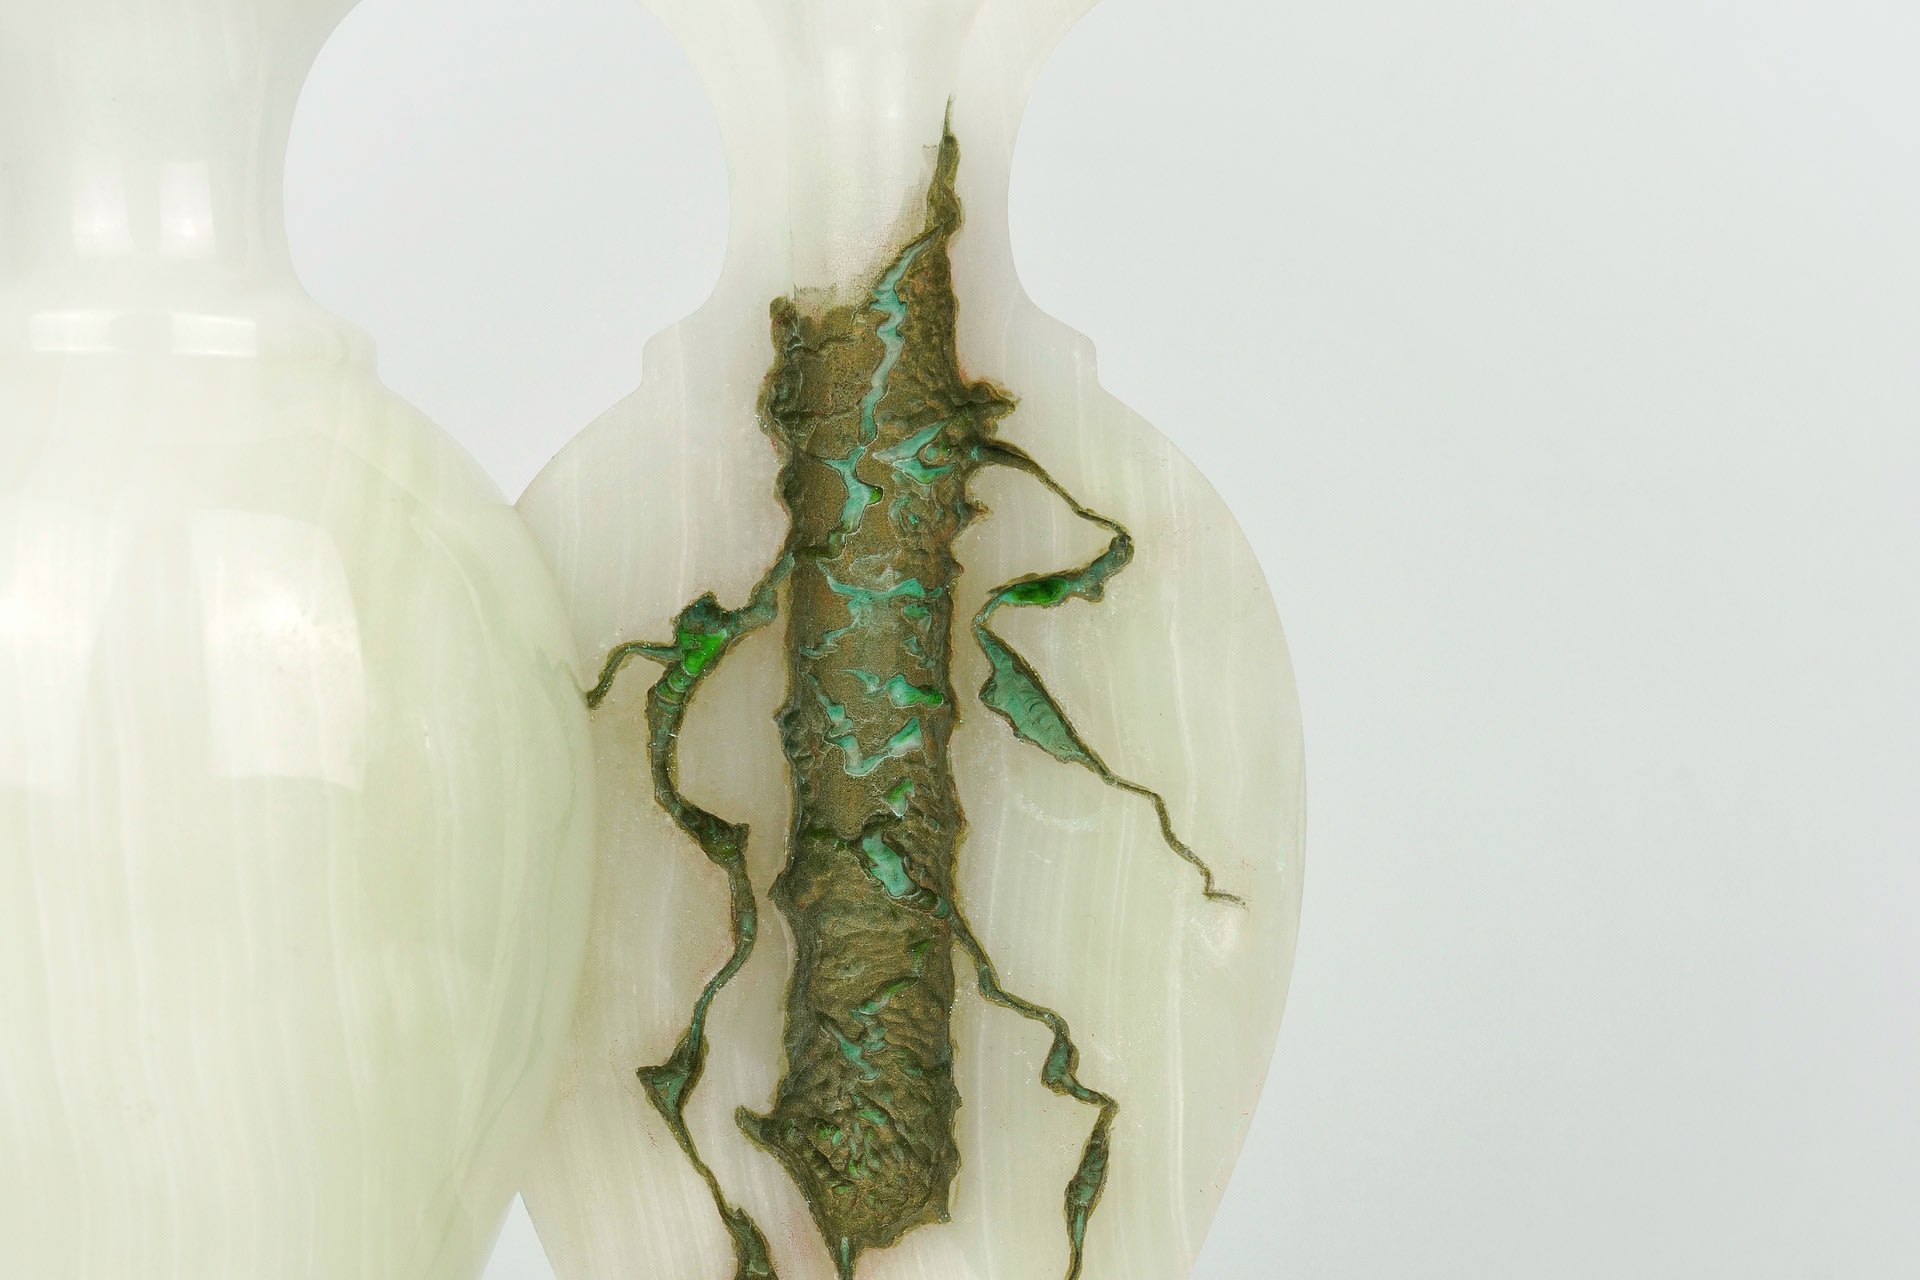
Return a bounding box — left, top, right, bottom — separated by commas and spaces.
517, 2, 1304, 1279
0, 3, 597, 1277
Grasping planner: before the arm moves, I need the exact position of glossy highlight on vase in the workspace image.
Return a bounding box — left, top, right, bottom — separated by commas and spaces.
0, 4, 597, 1277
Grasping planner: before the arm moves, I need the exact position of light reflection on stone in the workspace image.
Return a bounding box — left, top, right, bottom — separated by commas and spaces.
0, 501, 120, 793
191, 511, 367, 791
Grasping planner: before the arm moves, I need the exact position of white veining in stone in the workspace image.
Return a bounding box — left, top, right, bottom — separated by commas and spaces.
517, 3, 1302, 1279
0, 3, 597, 1276
192, 511, 368, 790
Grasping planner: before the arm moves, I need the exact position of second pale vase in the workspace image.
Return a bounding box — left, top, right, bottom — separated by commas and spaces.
0, 2, 596, 1277
517, 2, 1304, 1279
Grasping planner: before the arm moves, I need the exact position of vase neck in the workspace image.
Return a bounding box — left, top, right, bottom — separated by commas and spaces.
0, 1, 352, 317
654, 0, 1100, 296
759, 0, 985, 288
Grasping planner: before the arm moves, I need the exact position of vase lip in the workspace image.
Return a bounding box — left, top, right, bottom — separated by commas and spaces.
0, 0, 365, 319
0, 0, 361, 92
4, 0, 361, 32
746, 0, 989, 39
643, 0, 1103, 66
642, 0, 1104, 156
629, 0, 1104, 296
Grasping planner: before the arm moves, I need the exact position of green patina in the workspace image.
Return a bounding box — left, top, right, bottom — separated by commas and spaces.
588, 122, 1238, 1280
857, 832, 917, 901
883, 778, 915, 817
846, 669, 945, 709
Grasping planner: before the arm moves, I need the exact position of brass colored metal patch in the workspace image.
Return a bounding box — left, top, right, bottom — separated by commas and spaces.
588, 124, 1238, 1280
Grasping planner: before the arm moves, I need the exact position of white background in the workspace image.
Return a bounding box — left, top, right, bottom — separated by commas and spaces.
286, 0, 1920, 1275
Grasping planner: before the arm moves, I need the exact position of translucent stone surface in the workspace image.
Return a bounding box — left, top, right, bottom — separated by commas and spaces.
0, 4, 596, 1277
516, 3, 1302, 1279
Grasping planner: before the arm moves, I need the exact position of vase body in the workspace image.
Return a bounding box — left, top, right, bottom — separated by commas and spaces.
517, 2, 1303, 1279
0, 4, 597, 1278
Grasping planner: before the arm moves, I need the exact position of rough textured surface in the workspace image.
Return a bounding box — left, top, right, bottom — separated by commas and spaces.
517, 3, 1304, 1279
585, 131, 1234, 1280
747, 143, 981, 1269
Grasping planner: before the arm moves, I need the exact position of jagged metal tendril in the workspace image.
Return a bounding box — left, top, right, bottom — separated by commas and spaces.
588, 435, 1238, 1280
972, 440, 1245, 906
845, 820, 1119, 1280
586, 552, 792, 1280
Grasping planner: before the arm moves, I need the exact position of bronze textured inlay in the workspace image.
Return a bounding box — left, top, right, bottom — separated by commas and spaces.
586, 123, 1240, 1280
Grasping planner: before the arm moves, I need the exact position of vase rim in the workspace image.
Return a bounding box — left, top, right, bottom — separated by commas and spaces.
0, 0, 363, 316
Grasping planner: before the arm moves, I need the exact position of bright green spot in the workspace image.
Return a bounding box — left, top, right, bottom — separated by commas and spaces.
1007, 577, 1071, 606
677, 627, 728, 676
